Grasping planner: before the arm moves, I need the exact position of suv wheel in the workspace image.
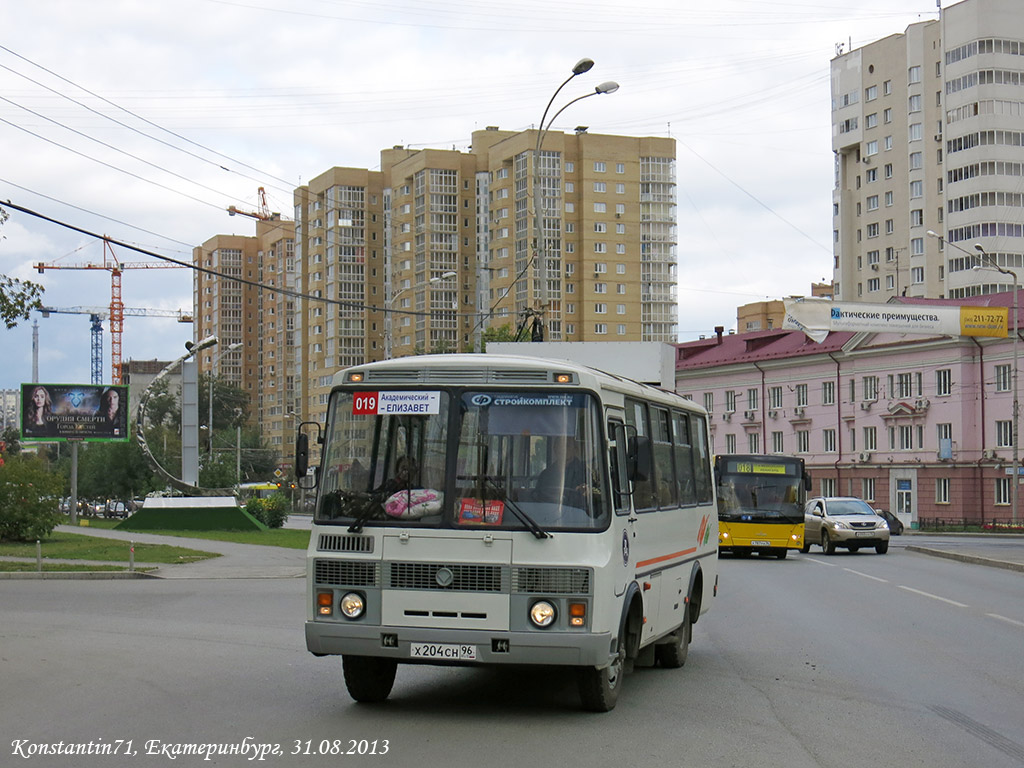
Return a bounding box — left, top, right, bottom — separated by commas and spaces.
821, 530, 836, 555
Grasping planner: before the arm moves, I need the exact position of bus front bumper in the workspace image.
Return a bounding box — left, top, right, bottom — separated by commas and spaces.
306, 621, 615, 668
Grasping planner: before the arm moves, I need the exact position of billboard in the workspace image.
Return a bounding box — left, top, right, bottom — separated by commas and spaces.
21, 383, 129, 442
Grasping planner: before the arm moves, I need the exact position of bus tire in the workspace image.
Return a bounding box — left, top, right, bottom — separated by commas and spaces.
342, 655, 397, 703
775, 548, 788, 560
578, 624, 626, 712
655, 605, 691, 669
800, 540, 811, 553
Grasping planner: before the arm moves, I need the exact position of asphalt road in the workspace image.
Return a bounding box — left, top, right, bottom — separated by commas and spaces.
1, 536, 1022, 768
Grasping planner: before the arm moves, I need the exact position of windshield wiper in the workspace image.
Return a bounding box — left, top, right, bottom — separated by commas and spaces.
481, 477, 550, 540
341, 490, 386, 533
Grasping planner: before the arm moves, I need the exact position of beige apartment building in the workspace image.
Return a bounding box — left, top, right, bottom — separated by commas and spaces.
194, 128, 676, 469
831, 0, 1024, 302
291, 127, 678, 429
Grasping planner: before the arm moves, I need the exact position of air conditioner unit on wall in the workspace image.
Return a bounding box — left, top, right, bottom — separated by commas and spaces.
744, 410, 757, 421
982, 448, 997, 460
722, 412, 732, 422
858, 451, 872, 463
769, 409, 779, 419
793, 406, 805, 417
860, 401, 872, 411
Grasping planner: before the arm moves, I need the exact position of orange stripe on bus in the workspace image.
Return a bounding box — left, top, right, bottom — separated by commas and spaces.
636, 548, 697, 569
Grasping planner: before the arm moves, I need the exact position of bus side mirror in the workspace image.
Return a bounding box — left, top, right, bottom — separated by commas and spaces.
627, 434, 652, 482
295, 433, 309, 480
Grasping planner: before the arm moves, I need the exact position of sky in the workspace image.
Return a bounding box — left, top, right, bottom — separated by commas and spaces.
0, 0, 945, 391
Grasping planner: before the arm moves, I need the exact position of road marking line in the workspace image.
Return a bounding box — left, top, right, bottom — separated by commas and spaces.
987, 613, 1024, 628
898, 585, 968, 608
844, 568, 889, 583
803, 557, 837, 567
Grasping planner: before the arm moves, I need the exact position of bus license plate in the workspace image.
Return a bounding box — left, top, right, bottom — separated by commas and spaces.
410, 642, 477, 661
751, 540, 771, 546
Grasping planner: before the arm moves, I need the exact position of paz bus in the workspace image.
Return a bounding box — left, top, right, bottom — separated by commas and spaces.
714, 454, 811, 559
296, 354, 718, 712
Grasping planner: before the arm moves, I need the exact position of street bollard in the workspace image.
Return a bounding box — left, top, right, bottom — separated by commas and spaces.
36, 540, 41, 572
129, 542, 135, 572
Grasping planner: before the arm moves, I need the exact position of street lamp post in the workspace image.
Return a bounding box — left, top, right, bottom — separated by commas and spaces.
384, 271, 457, 359
533, 59, 618, 340
975, 243, 1019, 526
928, 230, 1019, 525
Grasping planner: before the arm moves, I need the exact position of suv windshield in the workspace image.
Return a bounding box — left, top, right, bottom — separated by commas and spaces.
315, 388, 611, 532
826, 499, 875, 516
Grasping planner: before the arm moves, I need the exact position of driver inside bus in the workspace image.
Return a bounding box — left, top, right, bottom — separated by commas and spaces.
536, 435, 588, 505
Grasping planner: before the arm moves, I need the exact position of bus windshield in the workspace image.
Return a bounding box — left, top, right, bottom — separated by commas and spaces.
717, 475, 804, 524
315, 388, 611, 532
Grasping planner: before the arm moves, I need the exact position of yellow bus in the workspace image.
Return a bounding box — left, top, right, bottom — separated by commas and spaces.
296, 354, 718, 711
714, 454, 810, 559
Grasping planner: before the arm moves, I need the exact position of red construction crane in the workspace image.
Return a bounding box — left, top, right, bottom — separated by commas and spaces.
35, 239, 188, 384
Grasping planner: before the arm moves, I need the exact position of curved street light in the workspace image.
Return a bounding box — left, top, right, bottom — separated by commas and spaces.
385, 271, 457, 359
533, 60, 619, 340
929, 230, 1019, 525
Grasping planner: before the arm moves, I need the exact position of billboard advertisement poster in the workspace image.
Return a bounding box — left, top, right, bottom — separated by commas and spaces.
21, 383, 129, 442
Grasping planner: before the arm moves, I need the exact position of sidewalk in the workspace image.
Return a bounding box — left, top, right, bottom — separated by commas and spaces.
0, 524, 307, 580
902, 532, 1024, 573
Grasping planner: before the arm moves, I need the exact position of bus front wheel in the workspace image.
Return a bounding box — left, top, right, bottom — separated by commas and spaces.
342, 655, 397, 703
578, 627, 626, 712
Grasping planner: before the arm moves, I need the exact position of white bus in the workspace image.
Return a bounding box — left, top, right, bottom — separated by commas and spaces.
298, 354, 718, 711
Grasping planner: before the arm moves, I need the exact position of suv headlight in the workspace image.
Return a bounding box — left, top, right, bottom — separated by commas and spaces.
829, 519, 850, 529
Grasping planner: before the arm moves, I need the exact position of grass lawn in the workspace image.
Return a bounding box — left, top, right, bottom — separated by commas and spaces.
0, 533, 218, 564
73, 519, 310, 549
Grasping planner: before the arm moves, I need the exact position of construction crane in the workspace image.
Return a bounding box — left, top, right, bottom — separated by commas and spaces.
37, 305, 194, 385
35, 239, 188, 384
227, 186, 272, 220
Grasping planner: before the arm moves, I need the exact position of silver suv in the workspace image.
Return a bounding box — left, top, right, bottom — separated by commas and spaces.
802, 497, 890, 555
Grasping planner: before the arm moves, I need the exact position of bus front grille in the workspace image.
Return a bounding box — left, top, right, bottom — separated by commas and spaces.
318, 533, 374, 553
387, 562, 507, 592
314, 559, 380, 587
512, 567, 592, 595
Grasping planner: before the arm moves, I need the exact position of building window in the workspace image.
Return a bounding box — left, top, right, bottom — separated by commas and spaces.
615, 183, 625, 194
769, 386, 783, 409
617, 324, 626, 335
910, 180, 923, 198
997, 420, 1014, 447
864, 426, 877, 451
725, 433, 737, 454
866, 85, 878, 101
910, 151, 923, 170
820, 478, 837, 497
822, 381, 835, 405
911, 209, 924, 227
909, 123, 923, 141
703, 392, 714, 413
772, 431, 784, 453
795, 383, 808, 407
867, 195, 879, 210
862, 477, 876, 501
867, 223, 879, 238
593, 181, 607, 193
936, 368, 952, 396
594, 323, 607, 335
823, 428, 837, 453
868, 278, 880, 292
996, 477, 1012, 505
866, 112, 878, 128
908, 65, 922, 84
725, 390, 737, 412
936, 478, 950, 504
796, 430, 810, 453
911, 267, 925, 284
908, 94, 922, 112
594, 202, 606, 213
594, 161, 606, 173
866, 168, 878, 183
615, 162, 625, 174
748, 433, 760, 453
995, 364, 1012, 392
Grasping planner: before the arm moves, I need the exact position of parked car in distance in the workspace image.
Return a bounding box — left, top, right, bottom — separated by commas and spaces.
104, 500, 131, 519
874, 508, 904, 535
802, 496, 890, 554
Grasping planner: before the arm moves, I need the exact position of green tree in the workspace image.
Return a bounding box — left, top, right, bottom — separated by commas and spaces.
479, 323, 522, 352
1, 426, 22, 456
77, 437, 162, 502
0, 207, 45, 329
0, 453, 64, 541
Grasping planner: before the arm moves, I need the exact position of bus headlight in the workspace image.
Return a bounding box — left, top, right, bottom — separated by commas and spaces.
339, 592, 365, 619
529, 600, 556, 628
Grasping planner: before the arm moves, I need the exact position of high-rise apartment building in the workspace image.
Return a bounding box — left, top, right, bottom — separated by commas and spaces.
831, 0, 1024, 301
292, 127, 677, 427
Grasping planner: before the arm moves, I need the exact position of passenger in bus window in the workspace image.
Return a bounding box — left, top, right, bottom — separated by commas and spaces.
536, 436, 587, 505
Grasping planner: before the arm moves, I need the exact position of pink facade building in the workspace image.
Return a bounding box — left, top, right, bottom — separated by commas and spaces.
675, 294, 1022, 529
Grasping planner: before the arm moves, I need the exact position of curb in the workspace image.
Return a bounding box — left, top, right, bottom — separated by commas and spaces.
0, 571, 161, 580
905, 545, 1024, 574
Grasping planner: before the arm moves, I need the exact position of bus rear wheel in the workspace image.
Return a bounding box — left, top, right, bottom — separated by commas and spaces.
342, 655, 397, 703
655, 606, 691, 669
578, 627, 626, 712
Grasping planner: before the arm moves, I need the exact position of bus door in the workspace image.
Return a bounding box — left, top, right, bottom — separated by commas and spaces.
607, 416, 634, 597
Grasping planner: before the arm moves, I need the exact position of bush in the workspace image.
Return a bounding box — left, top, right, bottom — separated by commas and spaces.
0, 454, 65, 541
245, 494, 289, 529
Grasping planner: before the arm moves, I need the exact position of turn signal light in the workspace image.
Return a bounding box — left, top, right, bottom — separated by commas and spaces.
317, 591, 333, 616
569, 602, 587, 627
